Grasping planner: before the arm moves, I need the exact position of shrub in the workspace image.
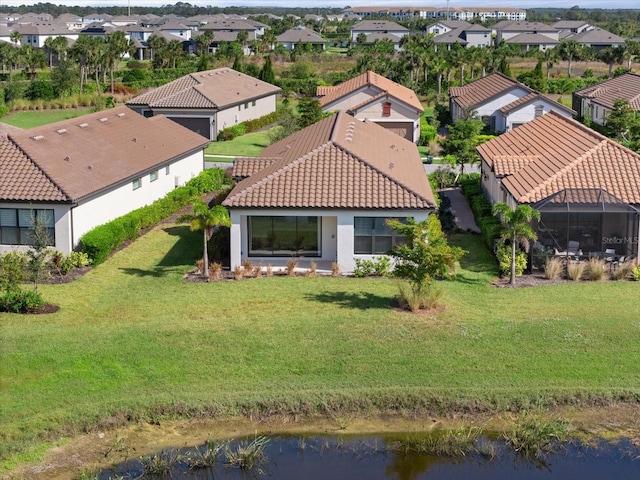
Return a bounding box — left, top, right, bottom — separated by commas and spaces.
79, 169, 228, 265
331, 261, 341, 277
308, 261, 317, 277
0, 289, 44, 313
544, 257, 564, 280
25, 80, 55, 100
632, 266, 640, 281
353, 258, 375, 277
611, 260, 633, 281
209, 262, 223, 281
584, 258, 606, 281
397, 282, 442, 312
504, 416, 569, 459
566, 261, 585, 281
496, 243, 527, 277
286, 259, 298, 276
0, 251, 28, 293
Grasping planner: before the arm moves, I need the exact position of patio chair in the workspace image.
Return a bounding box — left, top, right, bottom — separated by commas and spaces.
604, 248, 616, 261
567, 241, 580, 256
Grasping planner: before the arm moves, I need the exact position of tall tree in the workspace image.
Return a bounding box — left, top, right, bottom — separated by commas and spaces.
43, 36, 69, 67
439, 113, 484, 177
236, 29, 248, 50
258, 54, 275, 83
104, 30, 128, 94
297, 97, 323, 128
541, 47, 559, 79
177, 200, 231, 279
9, 31, 21, 47
605, 98, 640, 143
18, 45, 46, 81
597, 46, 625, 78
558, 39, 584, 78
195, 29, 214, 55
492, 203, 540, 286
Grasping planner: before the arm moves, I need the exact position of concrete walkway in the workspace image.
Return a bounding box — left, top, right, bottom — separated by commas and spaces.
440, 187, 480, 233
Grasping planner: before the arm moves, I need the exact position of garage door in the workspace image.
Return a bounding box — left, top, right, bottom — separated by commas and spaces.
377, 122, 414, 141
168, 117, 211, 140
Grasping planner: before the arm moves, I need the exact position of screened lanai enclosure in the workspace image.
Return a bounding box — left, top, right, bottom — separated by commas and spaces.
530, 189, 639, 269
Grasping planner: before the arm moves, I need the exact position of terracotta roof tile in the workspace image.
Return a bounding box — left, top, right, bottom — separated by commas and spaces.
317, 70, 423, 112
232, 157, 279, 180
574, 73, 640, 111
492, 155, 537, 176
127, 67, 280, 110
0, 137, 67, 202
449, 72, 525, 110
223, 112, 436, 210
478, 111, 640, 204
5, 106, 209, 202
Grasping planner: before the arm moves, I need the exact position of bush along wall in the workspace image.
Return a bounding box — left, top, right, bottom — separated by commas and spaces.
79, 168, 229, 265
459, 174, 502, 250
216, 109, 287, 141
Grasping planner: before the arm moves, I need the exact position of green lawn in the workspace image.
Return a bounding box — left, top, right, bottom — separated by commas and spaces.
205, 129, 273, 157
1, 109, 92, 129
2, 227, 640, 471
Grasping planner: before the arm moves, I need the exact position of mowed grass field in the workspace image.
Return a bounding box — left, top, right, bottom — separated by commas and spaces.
1, 225, 640, 471
1, 109, 92, 129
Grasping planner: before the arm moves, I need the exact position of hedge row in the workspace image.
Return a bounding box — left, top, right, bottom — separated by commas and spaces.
216, 109, 288, 141
274, 78, 318, 96
459, 174, 502, 249
79, 168, 229, 265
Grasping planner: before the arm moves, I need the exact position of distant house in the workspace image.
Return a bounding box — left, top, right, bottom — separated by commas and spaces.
552, 20, 594, 35
316, 70, 423, 143
276, 27, 326, 51
126, 67, 281, 141
565, 27, 625, 52
432, 24, 492, 49
572, 73, 640, 125
13, 22, 78, 47
223, 112, 437, 273
449, 72, 575, 132
0, 106, 208, 255
350, 20, 409, 45
477, 111, 640, 260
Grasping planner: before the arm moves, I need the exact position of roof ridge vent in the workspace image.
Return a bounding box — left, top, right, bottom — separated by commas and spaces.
98, 117, 108, 123
116, 112, 126, 118
56, 128, 67, 135
78, 123, 89, 128
31, 134, 45, 141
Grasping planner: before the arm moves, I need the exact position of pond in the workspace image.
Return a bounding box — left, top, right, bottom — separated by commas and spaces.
100, 433, 640, 479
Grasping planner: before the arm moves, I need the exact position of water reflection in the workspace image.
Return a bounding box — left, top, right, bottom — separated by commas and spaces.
100, 434, 640, 480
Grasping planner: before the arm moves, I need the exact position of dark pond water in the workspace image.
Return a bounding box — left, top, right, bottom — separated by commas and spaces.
100, 435, 640, 479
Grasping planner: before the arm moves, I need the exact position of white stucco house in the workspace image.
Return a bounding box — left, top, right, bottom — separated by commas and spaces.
222, 111, 437, 273
572, 73, 640, 126
316, 70, 424, 143
127, 67, 281, 141
449, 72, 575, 132
0, 106, 209, 255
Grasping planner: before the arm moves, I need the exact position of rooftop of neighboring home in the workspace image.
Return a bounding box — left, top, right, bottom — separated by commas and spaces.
351, 20, 409, 32
566, 27, 625, 45
505, 32, 560, 45
127, 67, 281, 110
276, 27, 326, 43
477, 111, 640, 204
492, 20, 557, 32
317, 70, 423, 113
499, 92, 575, 116
449, 72, 522, 110
1, 106, 208, 203
574, 73, 640, 110
224, 112, 436, 210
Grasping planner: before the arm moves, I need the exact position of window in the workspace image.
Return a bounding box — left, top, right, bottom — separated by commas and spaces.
354, 217, 407, 254
132, 178, 141, 190
165, 165, 170, 175
244, 102, 249, 109
382, 102, 391, 117
252, 100, 256, 107
0, 208, 54, 246
150, 170, 158, 182
249, 216, 320, 257
142, 110, 153, 118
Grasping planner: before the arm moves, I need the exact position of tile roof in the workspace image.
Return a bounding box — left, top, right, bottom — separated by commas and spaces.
223, 112, 436, 210
0, 137, 67, 202
492, 155, 537, 177
449, 72, 524, 110
276, 27, 326, 43
127, 67, 281, 110
364, 32, 401, 43
498, 92, 575, 116
4, 106, 209, 202
574, 73, 640, 111
231, 157, 278, 180
317, 70, 423, 113
505, 32, 559, 45
351, 20, 409, 32
567, 27, 625, 45
477, 111, 640, 204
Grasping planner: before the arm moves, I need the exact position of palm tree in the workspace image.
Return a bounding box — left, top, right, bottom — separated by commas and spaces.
195, 30, 214, 55
147, 34, 166, 62
541, 47, 559, 79
492, 203, 541, 286
18, 45, 46, 80
44, 36, 69, 67
597, 46, 625, 78
104, 30, 128, 93
178, 200, 231, 278
9, 31, 21, 47
558, 39, 584, 78
624, 39, 640, 71
236, 29, 248, 51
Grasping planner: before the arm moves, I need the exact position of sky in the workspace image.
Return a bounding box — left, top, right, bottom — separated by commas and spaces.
0, 1, 638, 9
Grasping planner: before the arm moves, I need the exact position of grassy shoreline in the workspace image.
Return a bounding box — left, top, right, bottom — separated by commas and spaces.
2, 225, 640, 475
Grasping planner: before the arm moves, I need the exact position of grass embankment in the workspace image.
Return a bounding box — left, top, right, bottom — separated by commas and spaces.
1, 108, 91, 129
2, 228, 640, 472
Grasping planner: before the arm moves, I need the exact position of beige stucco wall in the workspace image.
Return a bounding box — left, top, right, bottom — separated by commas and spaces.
215, 94, 278, 136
